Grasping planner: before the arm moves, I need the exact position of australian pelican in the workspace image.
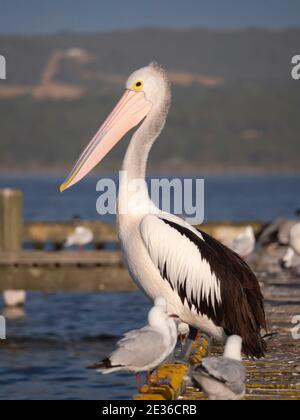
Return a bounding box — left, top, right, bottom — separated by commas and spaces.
61, 63, 266, 358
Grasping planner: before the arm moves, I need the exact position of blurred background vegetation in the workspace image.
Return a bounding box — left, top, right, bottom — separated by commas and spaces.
0, 28, 299, 172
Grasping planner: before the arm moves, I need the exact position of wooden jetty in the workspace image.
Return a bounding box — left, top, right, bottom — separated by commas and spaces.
0, 189, 265, 291
133, 272, 300, 401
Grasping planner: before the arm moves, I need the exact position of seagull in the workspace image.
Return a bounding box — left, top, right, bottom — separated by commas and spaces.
279, 223, 300, 277
258, 211, 300, 250
280, 247, 295, 269
225, 226, 256, 259
61, 63, 266, 359
3, 290, 26, 308
64, 226, 94, 250
153, 296, 179, 351
289, 223, 300, 255
258, 218, 292, 247
87, 297, 177, 384
280, 247, 300, 277
192, 335, 246, 400
155, 296, 189, 350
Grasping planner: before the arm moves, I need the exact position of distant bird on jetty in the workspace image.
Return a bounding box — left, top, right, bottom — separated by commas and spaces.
61, 63, 266, 359
192, 335, 246, 400
87, 297, 178, 385
225, 226, 256, 259
281, 247, 296, 269
280, 223, 300, 276
289, 223, 300, 256
3, 290, 26, 308
258, 209, 300, 249
258, 218, 293, 248
280, 247, 300, 277
64, 226, 94, 250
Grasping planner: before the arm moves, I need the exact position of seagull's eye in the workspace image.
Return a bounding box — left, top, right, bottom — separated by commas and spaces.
133, 80, 143, 91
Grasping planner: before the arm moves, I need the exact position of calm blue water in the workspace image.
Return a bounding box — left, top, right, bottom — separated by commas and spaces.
0, 173, 299, 400
0, 292, 151, 400
0, 173, 299, 222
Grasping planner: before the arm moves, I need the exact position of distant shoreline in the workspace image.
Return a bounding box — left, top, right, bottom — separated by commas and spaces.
0, 163, 300, 177
0, 26, 299, 38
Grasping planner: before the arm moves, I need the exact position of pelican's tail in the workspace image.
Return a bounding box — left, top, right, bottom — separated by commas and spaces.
242, 332, 267, 359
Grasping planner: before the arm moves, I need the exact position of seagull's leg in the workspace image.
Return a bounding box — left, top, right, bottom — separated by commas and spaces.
155, 370, 159, 383
176, 327, 198, 363
179, 333, 188, 350
179, 333, 184, 351
135, 373, 142, 388
146, 371, 151, 385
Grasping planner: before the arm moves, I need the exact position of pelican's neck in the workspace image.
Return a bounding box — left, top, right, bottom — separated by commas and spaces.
122, 100, 169, 181
118, 92, 170, 216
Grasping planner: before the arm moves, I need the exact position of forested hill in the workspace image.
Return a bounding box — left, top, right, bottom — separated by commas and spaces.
0, 28, 299, 171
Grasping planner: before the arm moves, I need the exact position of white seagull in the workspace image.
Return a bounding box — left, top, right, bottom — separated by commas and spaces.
64, 226, 94, 249
289, 223, 300, 255
61, 63, 266, 359
153, 296, 179, 351
87, 297, 177, 384
280, 224, 300, 276
192, 335, 246, 400
226, 226, 256, 259
3, 290, 26, 308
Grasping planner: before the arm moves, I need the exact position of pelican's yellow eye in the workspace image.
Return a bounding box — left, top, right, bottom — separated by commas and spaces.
133, 80, 143, 91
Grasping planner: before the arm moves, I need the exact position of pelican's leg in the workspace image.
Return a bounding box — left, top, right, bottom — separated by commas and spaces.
176, 327, 198, 363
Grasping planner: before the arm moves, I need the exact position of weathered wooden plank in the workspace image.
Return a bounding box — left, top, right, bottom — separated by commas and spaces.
0, 250, 136, 291
0, 264, 135, 292
0, 251, 123, 266
0, 189, 23, 252
22, 220, 265, 246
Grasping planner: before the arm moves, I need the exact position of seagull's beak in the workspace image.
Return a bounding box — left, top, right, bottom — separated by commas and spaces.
60, 90, 152, 192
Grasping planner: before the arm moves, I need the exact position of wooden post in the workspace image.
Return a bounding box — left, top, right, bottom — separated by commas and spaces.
0, 189, 23, 253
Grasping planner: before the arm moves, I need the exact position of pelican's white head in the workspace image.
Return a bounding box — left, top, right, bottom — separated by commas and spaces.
126, 62, 170, 108
60, 63, 169, 193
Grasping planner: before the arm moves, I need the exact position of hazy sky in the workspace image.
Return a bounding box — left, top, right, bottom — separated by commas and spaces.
0, 0, 299, 34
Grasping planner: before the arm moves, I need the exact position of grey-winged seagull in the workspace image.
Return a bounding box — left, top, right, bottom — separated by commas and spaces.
87, 297, 177, 385
192, 335, 246, 400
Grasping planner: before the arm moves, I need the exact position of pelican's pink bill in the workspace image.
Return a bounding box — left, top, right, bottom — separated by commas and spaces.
60, 90, 152, 192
